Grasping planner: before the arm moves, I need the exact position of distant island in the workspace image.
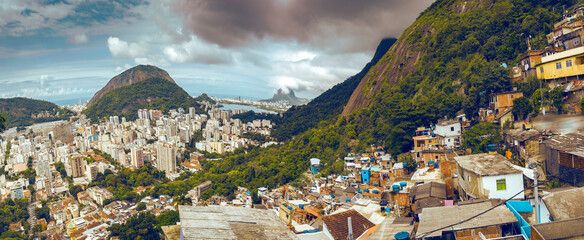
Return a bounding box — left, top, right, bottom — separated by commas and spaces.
260, 88, 309, 106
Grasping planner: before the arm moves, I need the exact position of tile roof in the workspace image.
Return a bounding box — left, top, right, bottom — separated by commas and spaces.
321, 209, 375, 240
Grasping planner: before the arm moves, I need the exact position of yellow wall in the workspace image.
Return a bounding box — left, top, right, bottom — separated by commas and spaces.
537, 47, 584, 80
414, 138, 437, 150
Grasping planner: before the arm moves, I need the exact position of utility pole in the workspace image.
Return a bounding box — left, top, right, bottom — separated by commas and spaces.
533, 166, 540, 224
396, 200, 400, 217
347, 217, 354, 240
540, 77, 545, 116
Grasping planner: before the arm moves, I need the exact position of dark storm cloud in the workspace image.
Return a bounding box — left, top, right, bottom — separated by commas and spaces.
174, 0, 434, 52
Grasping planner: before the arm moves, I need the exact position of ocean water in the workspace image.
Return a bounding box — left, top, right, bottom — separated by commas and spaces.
220, 103, 278, 114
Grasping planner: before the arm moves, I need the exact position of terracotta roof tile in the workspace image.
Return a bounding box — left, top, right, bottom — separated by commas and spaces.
321, 209, 375, 240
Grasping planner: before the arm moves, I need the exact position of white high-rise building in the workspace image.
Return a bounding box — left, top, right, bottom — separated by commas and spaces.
138, 109, 150, 120
156, 144, 176, 174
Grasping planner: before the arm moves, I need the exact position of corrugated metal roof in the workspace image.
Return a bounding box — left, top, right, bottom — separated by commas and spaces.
454, 153, 522, 176
542, 187, 584, 221
178, 205, 298, 239
416, 202, 517, 238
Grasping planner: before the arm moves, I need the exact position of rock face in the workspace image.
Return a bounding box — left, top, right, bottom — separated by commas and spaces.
341, 24, 428, 116
261, 88, 309, 106
88, 65, 175, 106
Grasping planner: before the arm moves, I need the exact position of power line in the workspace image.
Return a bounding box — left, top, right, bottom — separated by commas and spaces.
418, 163, 584, 239
418, 189, 525, 239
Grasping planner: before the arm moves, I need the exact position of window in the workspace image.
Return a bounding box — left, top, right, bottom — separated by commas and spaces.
575, 39, 580, 46
540, 67, 544, 73
451, 127, 455, 132
497, 179, 506, 191
556, 62, 562, 69
567, 60, 573, 67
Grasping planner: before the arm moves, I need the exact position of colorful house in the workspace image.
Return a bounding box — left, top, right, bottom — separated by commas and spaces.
536, 46, 584, 82
455, 153, 525, 200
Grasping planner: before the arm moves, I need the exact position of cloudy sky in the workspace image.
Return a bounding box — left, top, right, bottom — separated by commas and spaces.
0, 0, 433, 106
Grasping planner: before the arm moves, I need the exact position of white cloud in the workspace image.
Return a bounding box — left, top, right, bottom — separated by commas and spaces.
39, 74, 53, 88
272, 75, 315, 93
134, 57, 170, 67
163, 35, 233, 64
68, 33, 89, 45
107, 37, 149, 59
114, 64, 132, 73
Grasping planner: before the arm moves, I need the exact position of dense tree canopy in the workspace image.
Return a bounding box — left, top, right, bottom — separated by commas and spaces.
512, 96, 533, 120
462, 122, 502, 154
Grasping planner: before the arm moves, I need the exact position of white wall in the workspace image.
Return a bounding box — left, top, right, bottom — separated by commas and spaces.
482, 173, 525, 199
435, 122, 461, 138
530, 197, 552, 223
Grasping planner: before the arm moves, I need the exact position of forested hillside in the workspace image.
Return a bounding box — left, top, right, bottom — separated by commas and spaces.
270, 38, 397, 140
0, 98, 73, 128
83, 78, 202, 122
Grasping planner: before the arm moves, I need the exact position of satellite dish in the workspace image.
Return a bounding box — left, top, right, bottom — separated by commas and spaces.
524, 63, 529, 71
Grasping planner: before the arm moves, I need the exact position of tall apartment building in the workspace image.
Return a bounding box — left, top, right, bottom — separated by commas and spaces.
156, 144, 176, 174
131, 147, 144, 168
70, 156, 87, 178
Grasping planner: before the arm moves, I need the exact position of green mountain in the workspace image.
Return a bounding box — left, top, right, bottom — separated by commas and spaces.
88, 65, 175, 106
180, 0, 577, 197
194, 93, 216, 105
270, 38, 396, 141
0, 97, 74, 128
83, 77, 202, 122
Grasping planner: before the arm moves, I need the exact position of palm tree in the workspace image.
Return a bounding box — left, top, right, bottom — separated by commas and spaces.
172, 194, 192, 208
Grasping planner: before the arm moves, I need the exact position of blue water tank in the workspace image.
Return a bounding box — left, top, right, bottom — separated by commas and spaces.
428, 161, 435, 166
288, 206, 293, 210
299, 204, 304, 209
372, 190, 379, 194
488, 144, 497, 152
363, 189, 370, 193
373, 184, 378, 187
395, 232, 409, 240
399, 182, 407, 189
392, 185, 400, 192
346, 198, 351, 202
